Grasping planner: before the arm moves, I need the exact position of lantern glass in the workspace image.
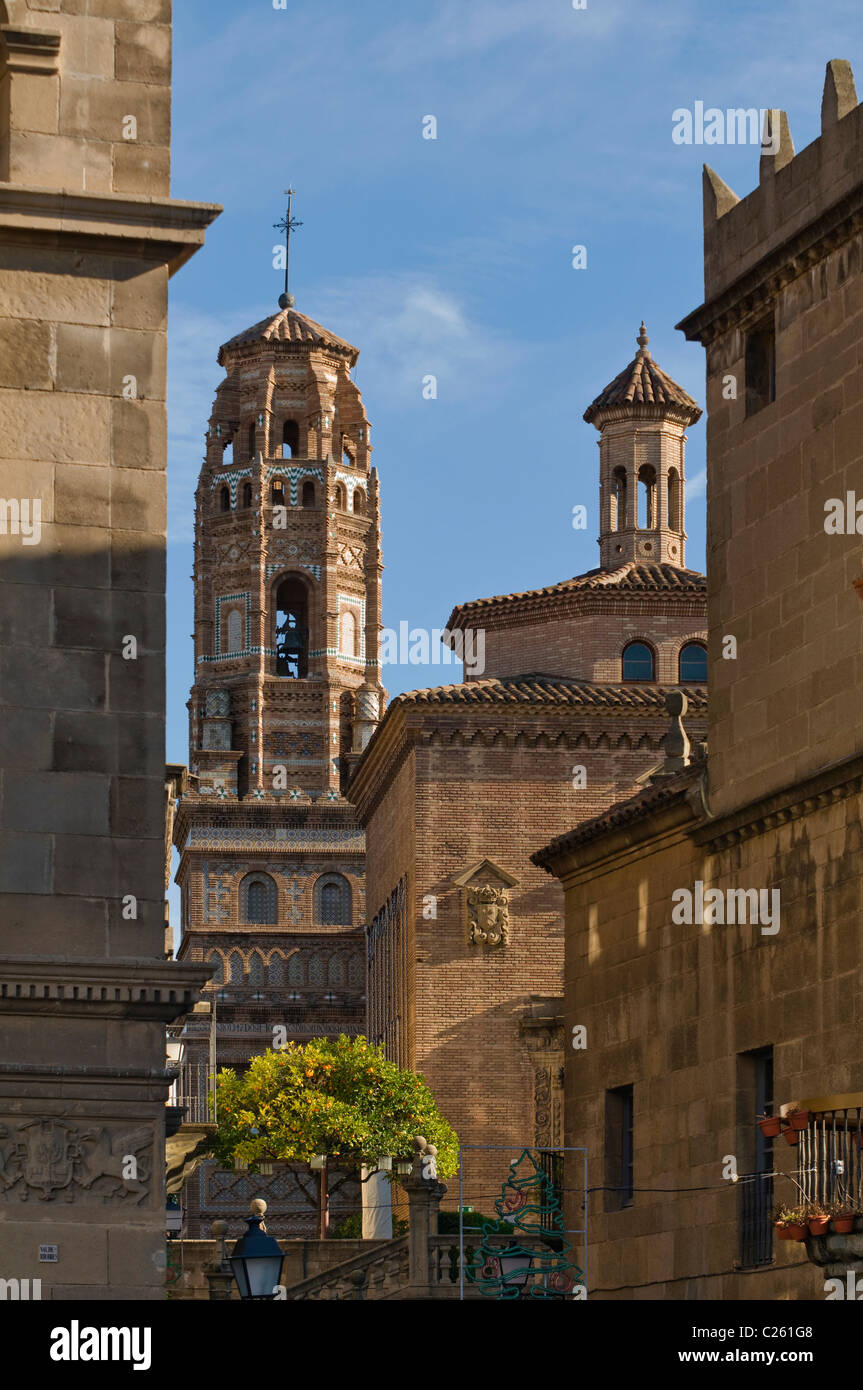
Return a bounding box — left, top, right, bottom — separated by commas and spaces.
229, 1215, 284, 1300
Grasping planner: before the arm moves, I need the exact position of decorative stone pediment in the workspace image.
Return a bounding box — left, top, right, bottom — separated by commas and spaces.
453, 859, 518, 949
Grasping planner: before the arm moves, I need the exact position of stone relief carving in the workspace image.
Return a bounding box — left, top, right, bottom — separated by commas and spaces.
453, 858, 519, 950
0, 1119, 152, 1205
466, 883, 510, 947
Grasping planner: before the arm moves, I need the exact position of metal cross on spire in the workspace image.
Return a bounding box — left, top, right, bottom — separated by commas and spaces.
273, 187, 303, 309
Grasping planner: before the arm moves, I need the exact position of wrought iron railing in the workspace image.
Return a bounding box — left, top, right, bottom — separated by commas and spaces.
797, 1107, 863, 1209
172, 1059, 217, 1125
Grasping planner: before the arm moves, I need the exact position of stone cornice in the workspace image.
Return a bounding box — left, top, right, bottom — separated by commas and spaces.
677, 184, 863, 345
0, 185, 221, 274
0, 957, 210, 1020
693, 751, 863, 852
0, 25, 60, 74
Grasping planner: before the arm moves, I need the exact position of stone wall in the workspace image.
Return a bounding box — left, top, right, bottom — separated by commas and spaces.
0, 0, 217, 1298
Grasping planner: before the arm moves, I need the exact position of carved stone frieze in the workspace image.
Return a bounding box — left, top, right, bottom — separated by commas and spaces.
0, 1118, 152, 1206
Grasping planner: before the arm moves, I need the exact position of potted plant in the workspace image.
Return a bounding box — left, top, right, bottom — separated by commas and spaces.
773, 1205, 807, 1241
787, 1109, 810, 1131
782, 1124, 800, 1146
829, 1203, 856, 1234
757, 1113, 782, 1139
807, 1204, 830, 1237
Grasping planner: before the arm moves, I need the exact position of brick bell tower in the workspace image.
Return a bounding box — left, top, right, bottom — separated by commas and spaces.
584, 322, 702, 570
173, 213, 385, 1234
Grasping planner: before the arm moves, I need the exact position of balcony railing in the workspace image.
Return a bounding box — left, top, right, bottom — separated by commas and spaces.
795, 1103, 863, 1209
173, 1059, 217, 1125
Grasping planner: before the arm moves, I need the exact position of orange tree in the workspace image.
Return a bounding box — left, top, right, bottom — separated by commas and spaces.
211, 1034, 458, 1179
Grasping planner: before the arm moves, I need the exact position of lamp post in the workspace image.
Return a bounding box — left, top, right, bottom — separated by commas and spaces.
228, 1199, 285, 1300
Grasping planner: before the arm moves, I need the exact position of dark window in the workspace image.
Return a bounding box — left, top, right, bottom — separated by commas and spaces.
219, 486, 230, 512
334, 484, 346, 509
241, 482, 252, 509
242, 874, 277, 924
605, 1084, 634, 1210
271, 479, 285, 506
622, 641, 654, 682
679, 642, 707, 683
301, 479, 315, 508
738, 1047, 774, 1267
745, 317, 776, 416
282, 420, 300, 458
352, 488, 366, 516
275, 577, 309, 678
317, 874, 352, 925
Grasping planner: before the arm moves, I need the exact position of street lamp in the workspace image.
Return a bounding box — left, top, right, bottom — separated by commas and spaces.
229, 1200, 284, 1300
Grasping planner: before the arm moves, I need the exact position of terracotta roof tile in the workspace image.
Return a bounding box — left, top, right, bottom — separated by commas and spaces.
448, 561, 706, 623
390, 674, 707, 712
583, 324, 701, 425
219, 307, 358, 363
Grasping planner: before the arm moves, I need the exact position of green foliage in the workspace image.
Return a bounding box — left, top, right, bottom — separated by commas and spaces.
438, 1210, 511, 1235
210, 1034, 459, 1177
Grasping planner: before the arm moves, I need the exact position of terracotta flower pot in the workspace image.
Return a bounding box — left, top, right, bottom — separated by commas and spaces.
758, 1116, 782, 1139
783, 1127, 800, 1145
832, 1215, 855, 1234
788, 1110, 810, 1131
808, 1215, 830, 1236
776, 1224, 795, 1241
787, 1223, 808, 1241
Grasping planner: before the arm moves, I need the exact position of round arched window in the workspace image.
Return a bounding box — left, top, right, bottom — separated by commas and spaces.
622, 641, 655, 682
679, 641, 707, 683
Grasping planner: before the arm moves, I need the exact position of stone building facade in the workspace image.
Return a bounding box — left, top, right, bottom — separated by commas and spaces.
173, 302, 386, 1237
348, 328, 709, 1212
535, 61, 863, 1301
0, 0, 217, 1296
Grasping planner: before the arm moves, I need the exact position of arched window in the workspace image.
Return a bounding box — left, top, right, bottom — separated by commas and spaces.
207, 951, 225, 985
611, 467, 626, 532
241, 481, 252, 509
308, 955, 324, 986
315, 873, 352, 926
241, 872, 277, 924
334, 483, 347, 509
288, 953, 304, 986
249, 951, 265, 985
352, 488, 366, 516
667, 468, 681, 532
637, 465, 656, 529
340, 608, 357, 657
271, 478, 286, 507
328, 955, 345, 986
220, 485, 230, 512
282, 420, 299, 458
342, 448, 353, 467
622, 641, 655, 682
348, 954, 363, 987
248, 422, 256, 459
269, 953, 285, 986
275, 576, 309, 678
226, 608, 243, 653
228, 950, 243, 984
679, 641, 707, 683
301, 479, 315, 508
222, 437, 234, 466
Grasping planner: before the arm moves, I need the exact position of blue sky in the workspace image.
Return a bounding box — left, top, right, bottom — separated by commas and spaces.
165, 0, 862, 766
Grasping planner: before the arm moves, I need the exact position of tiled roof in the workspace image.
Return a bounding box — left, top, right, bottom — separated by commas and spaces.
390, 674, 708, 712
448, 561, 706, 622
583, 323, 701, 425
219, 307, 358, 363
533, 762, 704, 868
